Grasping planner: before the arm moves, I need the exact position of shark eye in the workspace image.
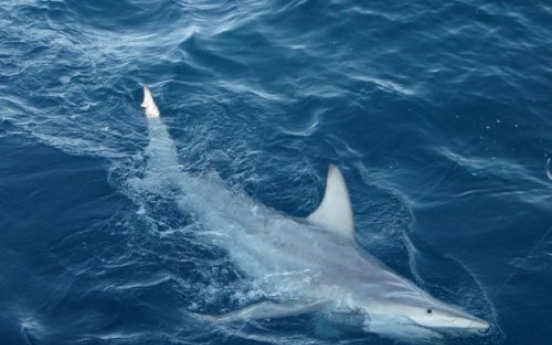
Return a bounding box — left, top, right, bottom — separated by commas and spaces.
426, 308, 433, 315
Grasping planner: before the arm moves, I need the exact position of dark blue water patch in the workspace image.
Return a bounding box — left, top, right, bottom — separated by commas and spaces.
61, 0, 183, 32
0, 136, 131, 344
0, 137, 121, 244
0, 137, 213, 344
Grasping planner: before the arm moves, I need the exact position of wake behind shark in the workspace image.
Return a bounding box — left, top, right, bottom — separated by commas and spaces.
138, 86, 490, 341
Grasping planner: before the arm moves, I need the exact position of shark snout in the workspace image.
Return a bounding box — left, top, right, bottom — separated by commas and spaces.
461, 316, 490, 331
433, 311, 490, 332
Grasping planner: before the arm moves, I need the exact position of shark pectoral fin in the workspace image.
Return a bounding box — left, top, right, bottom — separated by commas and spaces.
313, 308, 370, 338
307, 164, 355, 238
209, 300, 326, 323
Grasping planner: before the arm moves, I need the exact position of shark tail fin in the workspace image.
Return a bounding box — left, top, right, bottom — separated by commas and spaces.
141, 85, 160, 118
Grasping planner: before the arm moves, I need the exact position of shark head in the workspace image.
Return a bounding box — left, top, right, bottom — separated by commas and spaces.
358, 289, 490, 341
374, 295, 488, 330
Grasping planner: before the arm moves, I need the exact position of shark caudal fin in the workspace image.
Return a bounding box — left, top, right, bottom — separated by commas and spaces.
139, 85, 181, 175
141, 86, 160, 118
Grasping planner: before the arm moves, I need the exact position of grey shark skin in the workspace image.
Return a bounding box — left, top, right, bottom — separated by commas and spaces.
139, 86, 490, 342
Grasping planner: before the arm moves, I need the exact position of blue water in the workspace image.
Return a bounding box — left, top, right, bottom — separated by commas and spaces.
1, 0, 551, 344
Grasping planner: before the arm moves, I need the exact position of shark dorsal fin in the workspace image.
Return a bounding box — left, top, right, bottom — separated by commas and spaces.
307, 164, 354, 237
141, 86, 160, 118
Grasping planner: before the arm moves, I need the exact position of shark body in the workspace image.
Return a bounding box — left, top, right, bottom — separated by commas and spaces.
138, 86, 490, 341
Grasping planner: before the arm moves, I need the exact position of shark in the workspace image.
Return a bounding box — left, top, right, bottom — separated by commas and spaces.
139, 86, 490, 342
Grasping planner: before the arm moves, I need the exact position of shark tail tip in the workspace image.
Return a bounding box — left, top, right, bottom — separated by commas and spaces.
141, 85, 160, 118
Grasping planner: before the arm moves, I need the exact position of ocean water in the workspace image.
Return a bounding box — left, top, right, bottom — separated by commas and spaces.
1, 0, 551, 344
